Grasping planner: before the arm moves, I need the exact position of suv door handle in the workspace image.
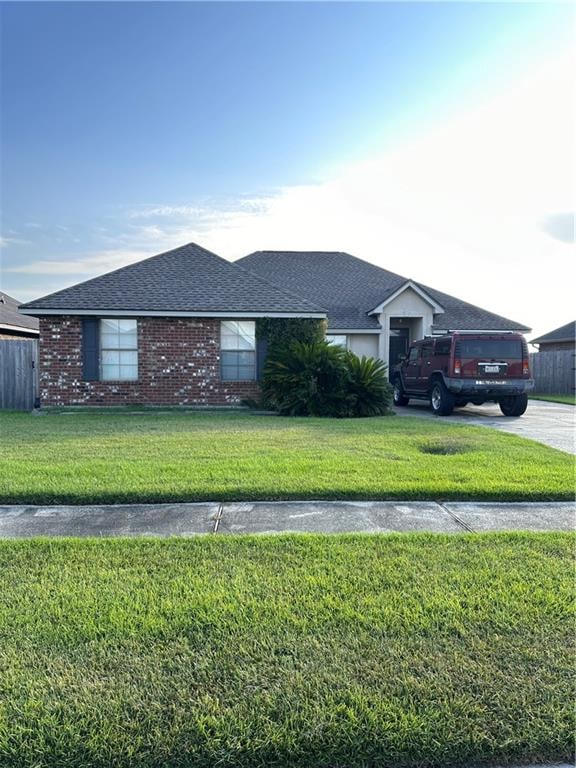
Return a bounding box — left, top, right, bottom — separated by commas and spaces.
426, 361, 431, 365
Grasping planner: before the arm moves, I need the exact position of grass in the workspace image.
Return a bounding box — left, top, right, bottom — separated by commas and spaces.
0, 410, 573, 504
0, 533, 573, 768
530, 393, 576, 406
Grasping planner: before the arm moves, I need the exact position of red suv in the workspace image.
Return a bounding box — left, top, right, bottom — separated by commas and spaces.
392, 333, 534, 416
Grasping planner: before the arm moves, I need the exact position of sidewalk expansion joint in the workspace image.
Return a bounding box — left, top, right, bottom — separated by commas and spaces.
212, 503, 224, 534
436, 501, 475, 533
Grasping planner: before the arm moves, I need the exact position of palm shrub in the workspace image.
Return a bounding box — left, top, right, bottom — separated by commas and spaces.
262, 341, 392, 417
343, 352, 393, 416
262, 340, 348, 416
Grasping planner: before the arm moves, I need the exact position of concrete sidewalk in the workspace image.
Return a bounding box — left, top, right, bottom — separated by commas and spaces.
0, 500, 573, 538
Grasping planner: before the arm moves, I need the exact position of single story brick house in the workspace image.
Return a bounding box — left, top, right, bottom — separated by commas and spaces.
19, 242, 530, 407
530, 321, 575, 352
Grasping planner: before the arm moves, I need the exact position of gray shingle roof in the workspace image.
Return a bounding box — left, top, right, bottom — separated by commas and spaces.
531, 321, 575, 345
236, 250, 530, 332
19, 243, 325, 315
0, 293, 39, 332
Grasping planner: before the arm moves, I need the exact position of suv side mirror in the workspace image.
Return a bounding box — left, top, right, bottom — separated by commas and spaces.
398, 354, 407, 362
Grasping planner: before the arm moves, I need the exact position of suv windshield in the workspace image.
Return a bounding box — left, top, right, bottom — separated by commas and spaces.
455, 339, 522, 359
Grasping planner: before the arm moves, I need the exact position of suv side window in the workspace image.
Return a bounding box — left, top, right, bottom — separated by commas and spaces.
408, 346, 420, 363
435, 339, 451, 357
422, 343, 434, 360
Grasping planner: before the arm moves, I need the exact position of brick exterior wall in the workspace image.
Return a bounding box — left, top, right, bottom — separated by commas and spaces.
39, 316, 260, 406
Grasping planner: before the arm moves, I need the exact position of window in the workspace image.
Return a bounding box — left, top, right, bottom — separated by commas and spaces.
422, 342, 434, 360
326, 334, 347, 348
435, 339, 451, 357
455, 339, 522, 359
100, 319, 138, 381
221, 321, 256, 381
408, 346, 421, 363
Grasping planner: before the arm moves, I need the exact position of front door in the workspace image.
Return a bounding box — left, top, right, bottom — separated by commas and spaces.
389, 328, 410, 368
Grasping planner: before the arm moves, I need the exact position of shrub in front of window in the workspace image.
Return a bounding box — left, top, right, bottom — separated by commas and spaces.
262, 340, 392, 417
256, 318, 326, 356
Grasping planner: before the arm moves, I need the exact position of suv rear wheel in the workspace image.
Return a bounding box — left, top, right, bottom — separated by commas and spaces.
393, 378, 410, 407
430, 380, 455, 416
499, 394, 528, 417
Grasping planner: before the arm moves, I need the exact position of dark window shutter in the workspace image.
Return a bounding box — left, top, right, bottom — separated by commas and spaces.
82, 319, 100, 380
256, 337, 268, 381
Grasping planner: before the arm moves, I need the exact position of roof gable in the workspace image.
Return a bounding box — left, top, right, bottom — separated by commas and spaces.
368, 280, 445, 315
19, 243, 325, 317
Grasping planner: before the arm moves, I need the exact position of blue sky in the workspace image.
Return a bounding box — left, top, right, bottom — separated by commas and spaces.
1, 2, 574, 337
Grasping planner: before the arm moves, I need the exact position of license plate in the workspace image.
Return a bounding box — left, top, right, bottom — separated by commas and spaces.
484, 365, 500, 373
475, 380, 507, 385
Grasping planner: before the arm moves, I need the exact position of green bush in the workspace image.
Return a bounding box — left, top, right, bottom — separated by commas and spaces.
262, 340, 347, 416
262, 340, 392, 417
344, 351, 393, 416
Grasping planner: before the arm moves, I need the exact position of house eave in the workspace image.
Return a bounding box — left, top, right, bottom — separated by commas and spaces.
0, 322, 40, 335
431, 328, 531, 335
531, 337, 573, 345
19, 308, 326, 319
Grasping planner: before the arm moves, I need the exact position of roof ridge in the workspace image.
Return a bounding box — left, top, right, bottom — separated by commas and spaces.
249, 250, 347, 255
240, 249, 411, 282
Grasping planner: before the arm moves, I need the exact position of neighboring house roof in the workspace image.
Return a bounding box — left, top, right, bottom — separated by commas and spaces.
19, 243, 325, 317
531, 321, 576, 345
236, 250, 530, 332
0, 292, 39, 334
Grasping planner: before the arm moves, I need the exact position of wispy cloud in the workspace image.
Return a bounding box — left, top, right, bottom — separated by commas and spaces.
5, 249, 154, 276
0, 236, 32, 248
128, 205, 206, 219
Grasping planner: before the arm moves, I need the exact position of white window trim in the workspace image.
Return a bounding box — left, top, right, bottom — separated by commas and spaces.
100, 318, 138, 382
220, 320, 257, 382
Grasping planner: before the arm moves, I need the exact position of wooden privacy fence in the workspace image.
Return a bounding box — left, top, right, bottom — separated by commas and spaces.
530, 350, 575, 395
0, 340, 39, 410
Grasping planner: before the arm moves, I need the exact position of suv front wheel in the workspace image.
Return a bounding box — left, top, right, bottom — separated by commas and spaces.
430, 380, 455, 416
393, 378, 410, 407
499, 394, 528, 417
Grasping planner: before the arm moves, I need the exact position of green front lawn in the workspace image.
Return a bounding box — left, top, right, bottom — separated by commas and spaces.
530, 393, 576, 405
0, 410, 573, 503
0, 533, 573, 767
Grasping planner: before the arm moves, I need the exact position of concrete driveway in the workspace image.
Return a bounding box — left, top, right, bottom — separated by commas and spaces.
393, 398, 575, 454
